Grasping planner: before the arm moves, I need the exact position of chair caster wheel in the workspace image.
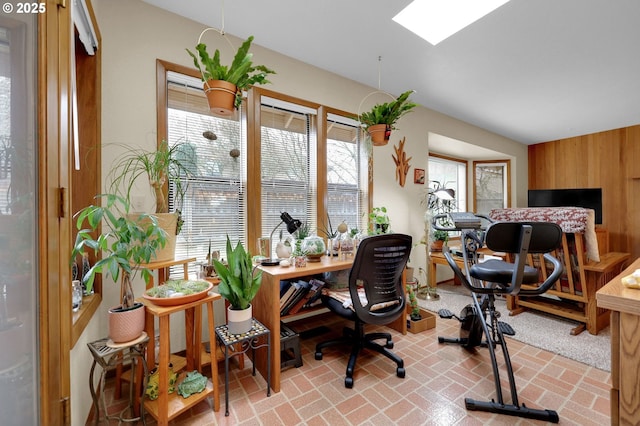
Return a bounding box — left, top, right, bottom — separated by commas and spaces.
386, 341, 394, 349
315, 352, 323, 360
397, 367, 405, 378
345, 377, 354, 388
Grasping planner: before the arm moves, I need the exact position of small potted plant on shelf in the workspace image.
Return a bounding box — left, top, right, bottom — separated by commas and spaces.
106, 139, 198, 262
318, 214, 339, 256
430, 230, 449, 252
368, 206, 390, 235
213, 236, 262, 334
71, 194, 168, 343
186, 35, 276, 116
359, 90, 417, 146
405, 284, 436, 333
291, 222, 310, 267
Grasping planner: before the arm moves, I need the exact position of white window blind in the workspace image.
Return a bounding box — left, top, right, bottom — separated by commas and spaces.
326, 113, 366, 234
167, 71, 245, 277
259, 99, 315, 256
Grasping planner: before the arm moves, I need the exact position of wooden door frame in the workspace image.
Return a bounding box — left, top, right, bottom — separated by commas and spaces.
39, 1, 72, 423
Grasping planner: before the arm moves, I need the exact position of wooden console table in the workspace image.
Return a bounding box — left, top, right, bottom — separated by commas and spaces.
596, 257, 640, 426
252, 256, 406, 393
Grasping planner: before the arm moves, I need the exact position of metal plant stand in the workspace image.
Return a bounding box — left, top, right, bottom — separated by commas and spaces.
215, 318, 271, 416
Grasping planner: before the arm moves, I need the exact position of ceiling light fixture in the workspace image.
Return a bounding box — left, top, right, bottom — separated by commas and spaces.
393, 0, 511, 45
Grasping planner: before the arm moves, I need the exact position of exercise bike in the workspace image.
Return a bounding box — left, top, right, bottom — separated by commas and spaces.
433, 212, 564, 423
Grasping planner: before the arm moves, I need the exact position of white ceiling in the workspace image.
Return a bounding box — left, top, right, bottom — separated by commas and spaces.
142, 0, 640, 146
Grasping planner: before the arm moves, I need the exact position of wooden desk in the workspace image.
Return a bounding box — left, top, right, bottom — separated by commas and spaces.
139, 293, 221, 425
596, 257, 640, 426
428, 251, 453, 287
252, 256, 407, 393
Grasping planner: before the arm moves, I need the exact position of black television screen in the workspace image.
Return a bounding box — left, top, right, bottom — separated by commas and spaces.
527, 188, 603, 224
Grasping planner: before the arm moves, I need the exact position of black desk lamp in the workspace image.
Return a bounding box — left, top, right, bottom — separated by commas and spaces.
261, 212, 302, 266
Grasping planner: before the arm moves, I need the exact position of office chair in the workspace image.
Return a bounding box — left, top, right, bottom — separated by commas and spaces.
314, 233, 412, 388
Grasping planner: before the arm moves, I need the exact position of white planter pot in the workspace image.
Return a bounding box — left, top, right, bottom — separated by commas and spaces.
227, 304, 253, 335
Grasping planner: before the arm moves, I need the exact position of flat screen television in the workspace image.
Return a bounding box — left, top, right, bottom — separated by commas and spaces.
527, 188, 603, 224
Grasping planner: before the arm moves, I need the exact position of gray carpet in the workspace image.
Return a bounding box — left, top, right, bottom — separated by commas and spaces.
417, 284, 611, 371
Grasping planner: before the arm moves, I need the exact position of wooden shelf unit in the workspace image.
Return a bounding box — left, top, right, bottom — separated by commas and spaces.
506, 231, 629, 335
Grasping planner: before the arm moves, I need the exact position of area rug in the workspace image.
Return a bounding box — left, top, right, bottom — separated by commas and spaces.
417, 284, 611, 371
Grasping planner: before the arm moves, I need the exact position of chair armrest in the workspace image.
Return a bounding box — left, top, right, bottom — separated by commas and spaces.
518, 252, 564, 296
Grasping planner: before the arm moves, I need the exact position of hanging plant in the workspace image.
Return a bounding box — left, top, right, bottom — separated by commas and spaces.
359, 90, 417, 146
186, 35, 276, 115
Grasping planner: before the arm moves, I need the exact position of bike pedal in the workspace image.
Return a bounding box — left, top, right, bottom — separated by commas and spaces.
498, 321, 515, 336
438, 309, 454, 319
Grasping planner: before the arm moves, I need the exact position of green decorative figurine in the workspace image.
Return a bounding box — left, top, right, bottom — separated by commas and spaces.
177, 371, 208, 398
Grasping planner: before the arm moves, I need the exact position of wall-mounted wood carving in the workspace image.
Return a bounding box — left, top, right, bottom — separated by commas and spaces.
392, 137, 411, 187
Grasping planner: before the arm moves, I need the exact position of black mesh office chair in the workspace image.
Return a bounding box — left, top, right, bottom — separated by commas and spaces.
314, 233, 412, 388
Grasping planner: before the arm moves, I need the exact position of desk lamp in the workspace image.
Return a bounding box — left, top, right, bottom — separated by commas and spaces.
261, 212, 302, 266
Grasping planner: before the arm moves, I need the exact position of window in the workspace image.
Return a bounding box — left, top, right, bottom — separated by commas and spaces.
165, 69, 244, 275
473, 160, 511, 214
428, 154, 467, 212
326, 113, 367, 235
259, 98, 315, 254
158, 62, 369, 274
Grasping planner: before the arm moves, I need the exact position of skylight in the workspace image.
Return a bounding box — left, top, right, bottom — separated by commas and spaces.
393, 0, 511, 45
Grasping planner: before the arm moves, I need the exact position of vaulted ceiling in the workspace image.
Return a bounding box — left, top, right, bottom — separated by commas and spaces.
142, 0, 640, 146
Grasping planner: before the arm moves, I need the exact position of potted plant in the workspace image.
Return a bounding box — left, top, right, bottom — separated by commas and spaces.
186, 35, 276, 115
318, 214, 339, 256
213, 236, 262, 334
291, 222, 310, 267
71, 194, 168, 343
405, 284, 436, 334
368, 206, 390, 235
430, 230, 449, 252
359, 90, 417, 146
106, 139, 197, 262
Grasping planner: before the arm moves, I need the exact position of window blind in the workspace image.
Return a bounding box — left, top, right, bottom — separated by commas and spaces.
167, 72, 245, 277
259, 100, 314, 257
326, 113, 366, 235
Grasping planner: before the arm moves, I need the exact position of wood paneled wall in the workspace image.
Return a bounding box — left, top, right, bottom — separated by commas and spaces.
528, 125, 640, 260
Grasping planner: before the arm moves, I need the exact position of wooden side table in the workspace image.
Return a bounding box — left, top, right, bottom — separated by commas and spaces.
115, 257, 196, 400
87, 334, 149, 424
139, 293, 221, 425
215, 318, 271, 416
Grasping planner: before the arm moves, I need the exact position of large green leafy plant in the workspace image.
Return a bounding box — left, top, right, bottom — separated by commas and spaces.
71, 194, 168, 308
359, 90, 417, 131
213, 236, 262, 310
186, 35, 276, 109
106, 140, 197, 233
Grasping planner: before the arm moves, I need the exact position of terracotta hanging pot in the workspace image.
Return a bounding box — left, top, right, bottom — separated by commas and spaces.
367, 124, 391, 146
203, 79, 237, 116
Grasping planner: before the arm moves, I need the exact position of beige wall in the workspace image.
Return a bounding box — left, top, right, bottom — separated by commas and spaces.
71, 0, 529, 423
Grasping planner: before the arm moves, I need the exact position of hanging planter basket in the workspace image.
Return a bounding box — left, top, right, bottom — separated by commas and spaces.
367, 124, 392, 146
204, 79, 237, 116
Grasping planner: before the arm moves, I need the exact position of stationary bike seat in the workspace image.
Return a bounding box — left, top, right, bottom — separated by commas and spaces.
470, 259, 540, 286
